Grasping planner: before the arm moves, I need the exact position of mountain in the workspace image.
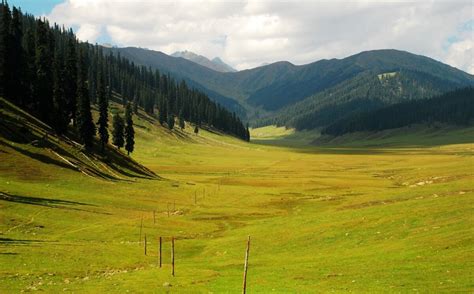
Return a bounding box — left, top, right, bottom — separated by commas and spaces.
104, 47, 245, 115
105, 47, 474, 128
212, 57, 237, 73
255, 66, 473, 130
171, 50, 236, 73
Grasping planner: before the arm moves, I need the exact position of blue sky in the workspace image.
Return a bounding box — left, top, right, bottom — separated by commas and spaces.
8, 0, 63, 16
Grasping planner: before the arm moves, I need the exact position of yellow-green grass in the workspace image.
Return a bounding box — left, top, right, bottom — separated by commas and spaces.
1, 106, 473, 292
251, 125, 320, 147
377, 72, 398, 81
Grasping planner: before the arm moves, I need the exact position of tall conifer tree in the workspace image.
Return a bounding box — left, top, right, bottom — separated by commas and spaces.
112, 113, 124, 149
64, 33, 77, 125
35, 19, 54, 124
97, 66, 109, 152
10, 6, 23, 105
52, 45, 69, 134
76, 47, 95, 148
0, 1, 11, 98
124, 102, 135, 155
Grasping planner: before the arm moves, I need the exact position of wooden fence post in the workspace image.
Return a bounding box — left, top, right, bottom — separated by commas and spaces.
159, 236, 162, 268
242, 236, 251, 294
167, 203, 170, 217
171, 237, 175, 276
144, 234, 147, 255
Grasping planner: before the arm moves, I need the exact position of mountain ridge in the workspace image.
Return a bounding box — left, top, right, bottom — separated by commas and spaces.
171, 50, 236, 73
104, 47, 474, 127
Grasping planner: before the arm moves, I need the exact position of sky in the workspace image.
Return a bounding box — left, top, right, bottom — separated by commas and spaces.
9, 0, 474, 73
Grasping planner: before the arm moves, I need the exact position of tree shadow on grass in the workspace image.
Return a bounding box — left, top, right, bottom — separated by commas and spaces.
0, 192, 113, 215
0, 141, 78, 172
0, 238, 52, 246
0, 192, 89, 207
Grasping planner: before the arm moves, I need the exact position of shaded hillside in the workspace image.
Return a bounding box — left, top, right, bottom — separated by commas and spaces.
258, 68, 468, 130
104, 47, 244, 114
0, 97, 156, 181
322, 87, 474, 136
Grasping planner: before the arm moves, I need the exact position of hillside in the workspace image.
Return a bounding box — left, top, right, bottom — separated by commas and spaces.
103, 47, 245, 114
322, 87, 474, 136
2, 95, 474, 292
106, 48, 474, 122
0, 97, 156, 181
258, 69, 472, 130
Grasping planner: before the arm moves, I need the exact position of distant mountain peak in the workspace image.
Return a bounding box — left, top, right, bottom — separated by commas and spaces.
171, 50, 236, 73
212, 57, 225, 63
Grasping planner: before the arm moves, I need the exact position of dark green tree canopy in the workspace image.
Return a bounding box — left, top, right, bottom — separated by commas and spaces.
0, 1, 249, 145
112, 113, 125, 149
125, 102, 135, 155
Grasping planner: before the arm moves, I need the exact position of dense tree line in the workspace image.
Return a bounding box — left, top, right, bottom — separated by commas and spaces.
0, 2, 250, 153
322, 87, 474, 136
253, 70, 464, 131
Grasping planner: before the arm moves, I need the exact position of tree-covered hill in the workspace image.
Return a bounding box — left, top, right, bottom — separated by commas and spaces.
321, 87, 474, 136
0, 2, 250, 150
256, 68, 470, 130
108, 47, 474, 121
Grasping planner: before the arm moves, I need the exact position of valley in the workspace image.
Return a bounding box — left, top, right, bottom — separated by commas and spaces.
1, 2, 473, 292
1, 104, 473, 292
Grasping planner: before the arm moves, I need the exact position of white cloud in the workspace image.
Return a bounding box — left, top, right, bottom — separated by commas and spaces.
47, 0, 474, 73
446, 39, 474, 74
76, 23, 101, 43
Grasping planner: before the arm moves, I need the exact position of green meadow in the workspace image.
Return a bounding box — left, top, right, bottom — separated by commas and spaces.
1, 105, 473, 292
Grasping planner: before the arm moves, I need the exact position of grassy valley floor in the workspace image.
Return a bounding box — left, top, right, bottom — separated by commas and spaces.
1, 120, 473, 292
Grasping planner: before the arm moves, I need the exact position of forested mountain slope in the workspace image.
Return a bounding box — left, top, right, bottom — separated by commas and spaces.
256, 68, 471, 130
0, 2, 249, 154
107, 47, 474, 122
322, 87, 474, 136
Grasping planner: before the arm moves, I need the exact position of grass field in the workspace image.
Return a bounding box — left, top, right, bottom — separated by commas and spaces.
1, 109, 473, 292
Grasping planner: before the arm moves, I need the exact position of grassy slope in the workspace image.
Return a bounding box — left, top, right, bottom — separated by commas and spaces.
1, 113, 473, 292
0, 97, 156, 181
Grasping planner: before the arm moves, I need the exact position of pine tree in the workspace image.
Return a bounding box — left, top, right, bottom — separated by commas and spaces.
112, 113, 124, 149
9, 6, 23, 105
158, 97, 167, 125
64, 33, 77, 125
76, 47, 95, 148
97, 67, 109, 152
22, 27, 35, 109
52, 45, 68, 134
0, 1, 11, 98
133, 97, 138, 114
124, 102, 135, 155
88, 47, 98, 104
178, 111, 185, 130
167, 112, 175, 130
245, 124, 250, 142
35, 19, 54, 123
107, 83, 112, 103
